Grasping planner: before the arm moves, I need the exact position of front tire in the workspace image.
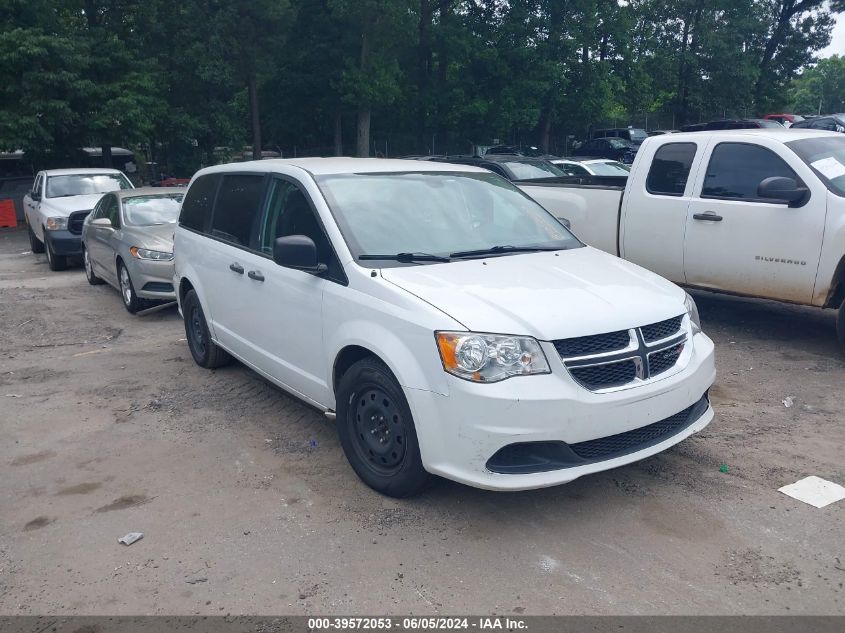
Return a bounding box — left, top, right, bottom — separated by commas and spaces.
336, 358, 431, 497
83, 246, 104, 285
182, 289, 231, 368
44, 233, 67, 271
117, 261, 148, 314
837, 302, 845, 350
28, 224, 45, 254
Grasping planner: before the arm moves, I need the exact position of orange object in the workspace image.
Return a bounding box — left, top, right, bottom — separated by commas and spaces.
0, 199, 17, 228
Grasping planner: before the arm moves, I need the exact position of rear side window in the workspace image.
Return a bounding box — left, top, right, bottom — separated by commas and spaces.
210, 174, 266, 248
180, 174, 219, 232
702, 143, 801, 201
646, 143, 697, 196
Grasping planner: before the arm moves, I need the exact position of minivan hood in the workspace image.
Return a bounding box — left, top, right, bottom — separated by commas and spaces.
380, 246, 687, 340
41, 194, 105, 216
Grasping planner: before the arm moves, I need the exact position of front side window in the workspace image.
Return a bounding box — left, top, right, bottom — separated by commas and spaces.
647, 143, 697, 196
210, 174, 266, 247
811, 118, 836, 131
587, 161, 631, 176
316, 171, 581, 264
556, 162, 589, 176
180, 174, 219, 232
104, 195, 120, 228
46, 173, 131, 198
260, 179, 327, 255
502, 160, 565, 180
123, 194, 184, 226
701, 143, 800, 201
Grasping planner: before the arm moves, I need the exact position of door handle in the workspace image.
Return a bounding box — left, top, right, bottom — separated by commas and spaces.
229, 262, 244, 274
247, 270, 264, 282
693, 212, 723, 222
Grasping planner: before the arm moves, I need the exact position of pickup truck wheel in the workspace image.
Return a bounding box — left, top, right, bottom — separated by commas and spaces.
44, 235, 67, 271
28, 224, 45, 254
83, 247, 104, 285
336, 358, 431, 497
837, 303, 845, 350
117, 261, 149, 314
182, 289, 231, 368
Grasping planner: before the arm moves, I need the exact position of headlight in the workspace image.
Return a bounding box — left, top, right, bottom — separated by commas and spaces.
436, 332, 550, 383
45, 217, 67, 231
684, 292, 702, 334
130, 247, 173, 261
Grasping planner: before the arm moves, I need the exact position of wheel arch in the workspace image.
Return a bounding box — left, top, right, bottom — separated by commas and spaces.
823, 254, 845, 309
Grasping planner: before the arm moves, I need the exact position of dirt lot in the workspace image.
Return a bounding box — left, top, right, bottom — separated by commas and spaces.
0, 226, 843, 616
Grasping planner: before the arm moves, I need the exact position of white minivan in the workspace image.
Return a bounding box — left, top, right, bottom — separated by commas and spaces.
174, 158, 716, 497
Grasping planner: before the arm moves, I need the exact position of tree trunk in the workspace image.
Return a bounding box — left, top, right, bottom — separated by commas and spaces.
754, 1, 811, 108
102, 144, 113, 168
416, 0, 433, 151
356, 108, 371, 157
538, 111, 553, 154
334, 109, 343, 156
248, 72, 262, 160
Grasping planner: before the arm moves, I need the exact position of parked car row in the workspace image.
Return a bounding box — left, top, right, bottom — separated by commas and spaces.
20, 155, 718, 499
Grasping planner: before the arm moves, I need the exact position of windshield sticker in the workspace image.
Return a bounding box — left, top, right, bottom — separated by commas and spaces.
810, 156, 845, 180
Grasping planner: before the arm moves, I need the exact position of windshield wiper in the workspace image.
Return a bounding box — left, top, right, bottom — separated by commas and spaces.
359, 252, 450, 263
449, 245, 562, 259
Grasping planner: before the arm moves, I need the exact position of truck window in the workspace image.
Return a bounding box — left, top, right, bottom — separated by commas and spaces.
646, 143, 697, 196
210, 174, 266, 248
180, 174, 220, 233
701, 143, 801, 201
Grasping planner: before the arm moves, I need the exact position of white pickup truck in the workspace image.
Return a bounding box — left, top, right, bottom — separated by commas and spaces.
517, 129, 845, 347
23, 168, 134, 270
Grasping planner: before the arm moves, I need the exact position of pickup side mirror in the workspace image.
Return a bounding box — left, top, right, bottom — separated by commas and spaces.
91, 217, 113, 228
31, 190, 41, 201
272, 235, 327, 274
757, 176, 809, 207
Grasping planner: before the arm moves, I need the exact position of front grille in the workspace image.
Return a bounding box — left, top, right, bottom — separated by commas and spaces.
569, 359, 637, 390
641, 315, 683, 343
553, 330, 629, 357
649, 342, 684, 376
67, 210, 92, 235
570, 399, 702, 461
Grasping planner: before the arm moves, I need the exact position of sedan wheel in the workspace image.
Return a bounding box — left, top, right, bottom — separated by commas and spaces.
117, 261, 147, 314
83, 247, 104, 285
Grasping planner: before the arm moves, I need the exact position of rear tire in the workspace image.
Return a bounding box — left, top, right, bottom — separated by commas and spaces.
28, 224, 45, 254
336, 357, 431, 497
44, 233, 67, 271
83, 246, 104, 285
182, 289, 231, 368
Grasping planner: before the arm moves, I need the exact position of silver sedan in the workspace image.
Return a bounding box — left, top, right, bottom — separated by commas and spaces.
81, 187, 184, 313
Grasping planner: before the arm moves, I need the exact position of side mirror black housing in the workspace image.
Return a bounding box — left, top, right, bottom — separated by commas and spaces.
757, 176, 809, 207
31, 191, 41, 201
273, 235, 327, 274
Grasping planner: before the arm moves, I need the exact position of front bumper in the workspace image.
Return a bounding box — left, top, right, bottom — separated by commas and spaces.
126, 257, 176, 300
406, 331, 716, 491
44, 230, 82, 257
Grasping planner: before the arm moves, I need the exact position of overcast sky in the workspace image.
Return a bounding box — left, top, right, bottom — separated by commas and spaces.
821, 12, 845, 57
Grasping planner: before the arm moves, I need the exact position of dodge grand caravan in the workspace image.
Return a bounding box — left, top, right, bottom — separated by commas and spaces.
174, 158, 716, 497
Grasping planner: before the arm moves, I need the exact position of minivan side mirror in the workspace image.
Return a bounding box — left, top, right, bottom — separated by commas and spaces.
273, 235, 327, 274
757, 176, 809, 207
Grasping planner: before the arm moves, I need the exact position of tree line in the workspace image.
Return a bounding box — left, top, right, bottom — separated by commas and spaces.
1, 0, 844, 175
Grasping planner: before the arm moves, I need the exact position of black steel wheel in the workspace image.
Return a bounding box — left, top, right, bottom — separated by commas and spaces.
336, 357, 430, 497
182, 289, 231, 369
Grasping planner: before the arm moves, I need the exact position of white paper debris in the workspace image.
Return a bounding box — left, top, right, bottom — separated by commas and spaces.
118, 532, 144, 546
778, 476, 845, 508
811, 156, 845, 180
782, 396, 794, 408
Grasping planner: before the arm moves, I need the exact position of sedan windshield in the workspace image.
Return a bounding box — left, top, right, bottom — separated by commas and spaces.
501, 160, 565, 180
316, 171, 581, 263
47, 173, 132, 198
123, 194, 184, 226
586, 161, 631, 176
787, 136, 845, 197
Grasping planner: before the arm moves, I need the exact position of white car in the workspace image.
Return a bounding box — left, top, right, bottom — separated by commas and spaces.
552, 158, 631, 177
23, 168, 134, 270
174, 158, 715, 497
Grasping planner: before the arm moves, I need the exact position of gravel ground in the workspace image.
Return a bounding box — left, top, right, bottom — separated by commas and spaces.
0, 227, 843, 616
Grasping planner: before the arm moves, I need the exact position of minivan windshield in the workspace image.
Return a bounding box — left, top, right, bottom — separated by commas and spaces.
46, 173, 132, 198
123, 194, 184, 226
786, 136, 845, 197
316, 171, 581, 263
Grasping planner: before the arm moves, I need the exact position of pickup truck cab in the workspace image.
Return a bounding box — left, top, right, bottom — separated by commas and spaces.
517, 130, 845, 347
23, 168, 134, 270
174, 158, 715, 497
